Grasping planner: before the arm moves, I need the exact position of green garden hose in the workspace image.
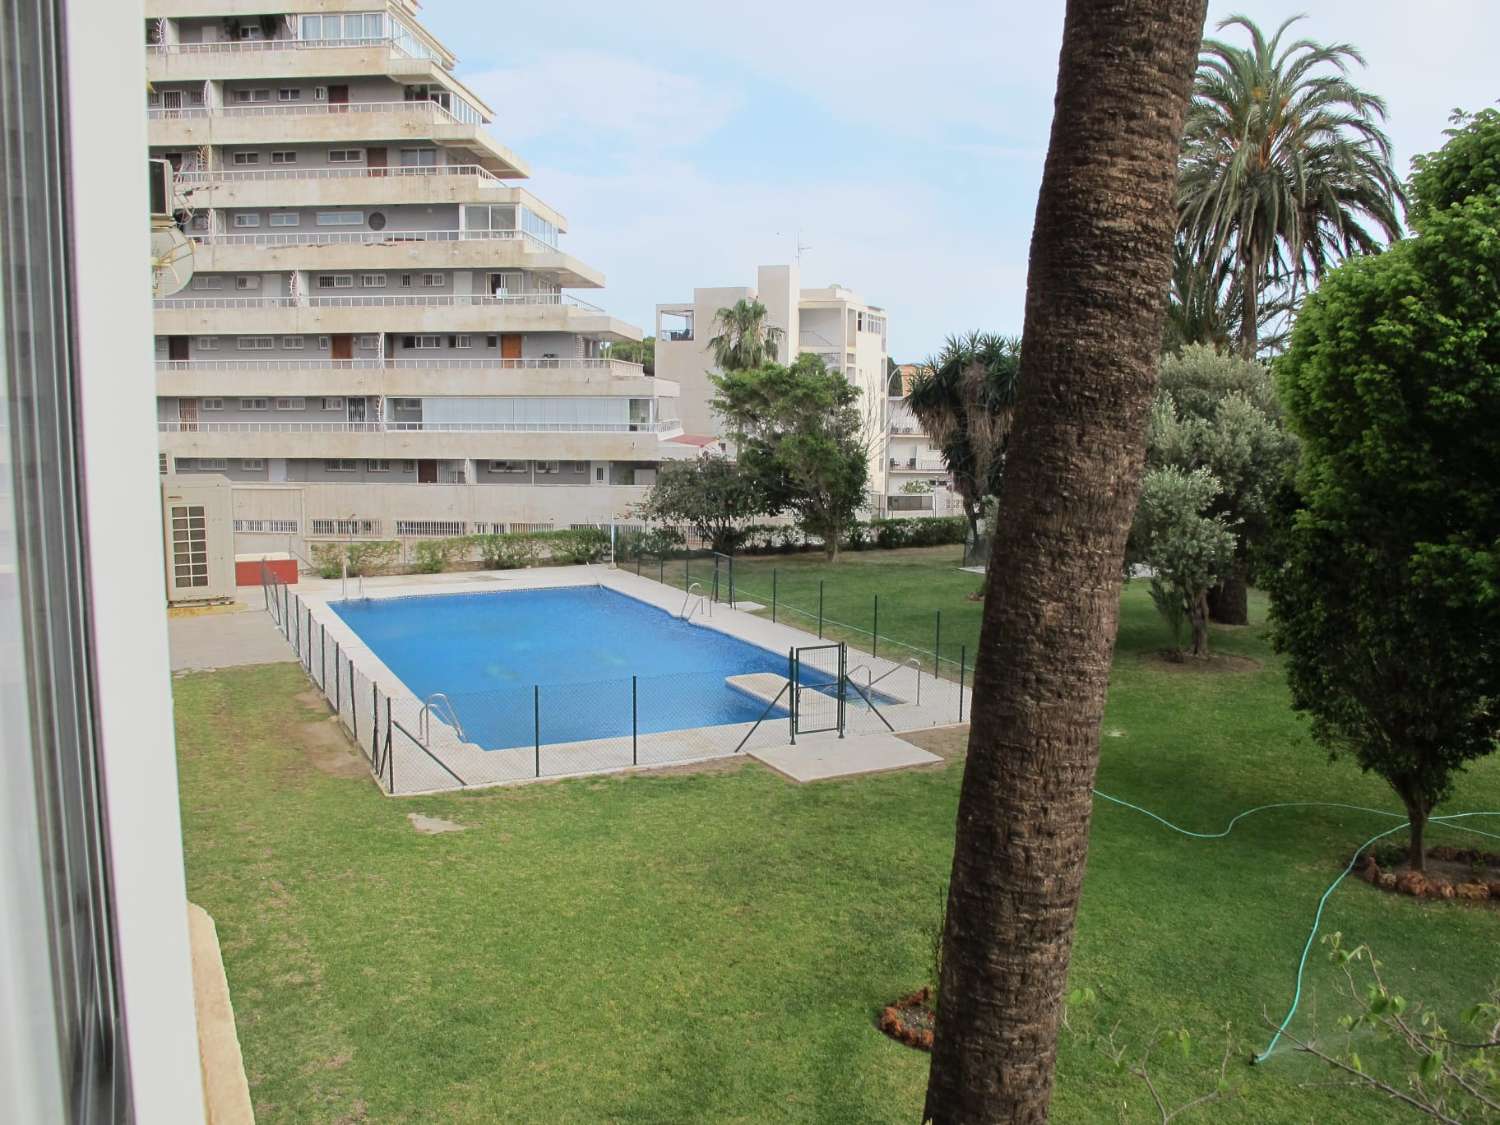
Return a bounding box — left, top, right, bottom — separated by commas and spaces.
1089, 790, 1500, 1063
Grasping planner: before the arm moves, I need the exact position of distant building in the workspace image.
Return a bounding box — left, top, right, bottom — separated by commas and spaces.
655, 264, 891, 507
886, 363, 958, 518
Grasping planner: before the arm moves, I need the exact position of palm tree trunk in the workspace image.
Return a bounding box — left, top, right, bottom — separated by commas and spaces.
922, 2, 1206, 1121
1240, 244, 1260, 359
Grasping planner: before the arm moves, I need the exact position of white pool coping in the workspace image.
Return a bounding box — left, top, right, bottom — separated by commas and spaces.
267, 564, 970, 794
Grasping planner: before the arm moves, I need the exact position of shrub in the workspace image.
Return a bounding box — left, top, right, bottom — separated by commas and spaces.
843, 522, 872, 551
550, 526, 610, 564
311, 540, 399, 578
412, 537, 467, 574
472, 533, 543, 570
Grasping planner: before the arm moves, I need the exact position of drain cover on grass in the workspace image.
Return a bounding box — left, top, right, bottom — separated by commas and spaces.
407, 812, 466, 835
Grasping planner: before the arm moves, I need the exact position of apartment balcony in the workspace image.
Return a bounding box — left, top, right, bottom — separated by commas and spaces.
146, 36, 465, 96
158, 421, 677, 461
148, 101, 526, 178
154, 357, 674, 400
887, 457, 949, 473
173, 165, 559, 219
152, 293, 642, 342
183, 230, 602, 286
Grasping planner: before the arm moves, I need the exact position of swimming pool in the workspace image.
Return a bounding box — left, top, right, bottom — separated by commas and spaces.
330, 586, 792, 749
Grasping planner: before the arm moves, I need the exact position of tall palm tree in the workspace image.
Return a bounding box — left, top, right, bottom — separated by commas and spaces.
706, 298, 783, 372
922, 1, 1207, 1121
1178, 14, 1403, 357
907, 332, 1022, 548
1163, 237, 1292, 355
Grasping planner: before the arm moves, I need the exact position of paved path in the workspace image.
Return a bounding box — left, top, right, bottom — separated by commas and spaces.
751, 731, 942, 782
169, 605, 293, 672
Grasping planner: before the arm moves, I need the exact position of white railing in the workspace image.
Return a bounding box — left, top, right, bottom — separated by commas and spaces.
305, 293, 602, 312
189, 228, 551, 250
154, 296, 299, 309
154, 357, 645, 374
174, 163, 510, 187
148, 36, 395, 56
148, 99, 460, 124
160, 419, 673, 435
889, 459, 949, 473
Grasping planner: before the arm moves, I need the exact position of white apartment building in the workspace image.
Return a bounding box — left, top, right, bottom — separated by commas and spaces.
886, 363, 959, 517
146, 0, 681, 551
655, 264, 893, 508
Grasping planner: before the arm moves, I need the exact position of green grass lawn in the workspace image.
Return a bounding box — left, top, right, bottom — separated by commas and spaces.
176, 547, 1500, 1123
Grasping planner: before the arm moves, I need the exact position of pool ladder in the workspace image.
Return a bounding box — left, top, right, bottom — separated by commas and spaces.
418, 692, 466, 745
845, 657, 924, 707
680, 581, 710, 621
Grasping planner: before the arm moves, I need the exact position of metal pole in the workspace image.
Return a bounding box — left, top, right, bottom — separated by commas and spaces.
728, 555, 735, 608
772, 569, 777, 623
959, 645, 967, 722
386, 696, 393, 792
534, 685, 541, 778
872, 594, 878, 658
659, 557, 664, 585
320, 622, 326, 688
334, 641, 341, 712
631, 675, 638, 766
788, 647, 797, 745
934, 609, 942, 675
837, 643, 846, 739
351, 664, 358, 743
371, 681, 378, 762
818, 580, 824, 639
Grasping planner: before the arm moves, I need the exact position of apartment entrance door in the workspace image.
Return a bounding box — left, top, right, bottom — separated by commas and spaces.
328, 84, 349, 113
331, 334, 353, 360
346, 398, 366, 423
178, 399, 199, 430
417, 460, 438, 484
168, 336, 190, 361
366, 147, 387, 178
499, 333, 523, 362
161, 90, 183, 118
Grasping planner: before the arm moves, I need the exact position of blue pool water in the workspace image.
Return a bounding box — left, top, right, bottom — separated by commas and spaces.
330, 586, 793, 749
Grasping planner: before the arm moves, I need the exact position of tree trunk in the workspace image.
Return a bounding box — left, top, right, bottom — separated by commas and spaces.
1206, 557, 1249, 625
1189, 590, 1210, 658
1396, 783, 1430, 873
1240, 244, 1259, 359
922, 4, 1206, 1123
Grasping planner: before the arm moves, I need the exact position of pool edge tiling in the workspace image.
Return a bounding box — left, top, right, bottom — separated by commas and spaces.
289, 566, 968, 794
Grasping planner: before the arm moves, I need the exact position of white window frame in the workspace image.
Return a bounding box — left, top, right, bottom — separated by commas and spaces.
239, 397, 269, 411
280, 336, 304, 350
314, 86, 327, 101
450, 334, 472, 349
419, 272, 446, 288
366, 459, 392, 473
198, 458, 228, 471
240, 459, 265, 470
355, 335, 379, 349
321, 397, 345, 411
231, 88, 270, 103
231, 151, 259, 166
274, 397, 305, 411
232, 213, 261, 228
196, 336, 219, 350
236, 337, 274, 351
200, 398, 224, 411
324, 459, 358, 473
192, 275, 224, 290
488, 460, 527, 473
269, 212, 299, 227
316, 211, 364, 227
405, 335, 441, 350
359, 273, 386, 288
234, 275, 260, 291
270, 150, 297, 165
327, 149, 362, 164
318, 274, 355, 290
318, 336, 331, 349
276, 88, 302, 102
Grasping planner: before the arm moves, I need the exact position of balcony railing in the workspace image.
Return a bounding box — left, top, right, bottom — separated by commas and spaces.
887, 457, 949, 473
188, 228, 551, 250
148, 36, 397, 56
174, 163, 511, 187
155, 357, 645, 374
148, 99, 460, 124
160, 419, 675, 435
155, 292, 604, 312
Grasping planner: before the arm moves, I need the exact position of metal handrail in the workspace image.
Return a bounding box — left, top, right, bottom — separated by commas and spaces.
680, 582, 709, 621
846, 657, 923, 706
418, 692, 465, 743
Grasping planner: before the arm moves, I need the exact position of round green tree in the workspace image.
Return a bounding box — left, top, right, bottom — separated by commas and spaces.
1267, 109, 1500, 870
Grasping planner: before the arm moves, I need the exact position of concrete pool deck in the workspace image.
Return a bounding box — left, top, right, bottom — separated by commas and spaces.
246, 564, 970, 794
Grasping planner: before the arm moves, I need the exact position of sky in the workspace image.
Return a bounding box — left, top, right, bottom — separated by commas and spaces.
415, 0, 1500, 361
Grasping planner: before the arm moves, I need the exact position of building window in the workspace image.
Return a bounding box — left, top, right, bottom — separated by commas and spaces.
401, 335, 442, 349
201, 398, 224, 410
419, 272, 445, 287
595, 466, 605, 482
359, 273, 386, 288
196, 336, 219, 350
399, 148, 437, 167
269, 212, 299, 227
324, 459, 358, 472
236, 337, 274, 350
274, 397, 305, 410
240, 459, 265, 470
449, 334, 472, 349
489, 460, 527, 473
270, 150, 297, 165
192, 275, 224, 290
367, 459, 391, 472
356, 335, 379, 349
327, 149, 362, 164
234, 275, 260, 291
198, 459, 228, 471
232, 151, 259, 166
277, 88, 302, 102
321, 397, 345, 411
231, 88, 271, 103
232, 213, 261, 228
317, 274, 354, 289
317, 336, 330, 349
240, 397, 269, 410
316, 212, 364, 226
280, 336, 304, 349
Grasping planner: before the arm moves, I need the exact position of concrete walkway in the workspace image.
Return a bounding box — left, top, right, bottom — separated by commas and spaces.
751, 731, 942, 782
168, 604, 293, 672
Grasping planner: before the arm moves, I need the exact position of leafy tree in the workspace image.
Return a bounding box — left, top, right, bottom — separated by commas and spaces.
906, 332, 1022, 548
1148, 344, 1299, 623
604, 335, 654, 375
1178, 15, 1404, 357
707, 299, 782, 372
1129, 465, 1237, 658
1265, 108, 1500, 871
636, 456, 765, 554
711, 354, 869, 560
922, 2, 1206, 1120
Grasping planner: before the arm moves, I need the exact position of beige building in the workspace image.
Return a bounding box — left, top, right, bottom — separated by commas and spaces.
885, 363, 958, 517
146, 0, 682, 553
655, 264, 892, 508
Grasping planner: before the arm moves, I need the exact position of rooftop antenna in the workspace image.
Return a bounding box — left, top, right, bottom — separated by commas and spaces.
795, 230, 812, 265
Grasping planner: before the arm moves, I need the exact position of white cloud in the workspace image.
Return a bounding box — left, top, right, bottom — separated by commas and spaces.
464, 49, 741, 152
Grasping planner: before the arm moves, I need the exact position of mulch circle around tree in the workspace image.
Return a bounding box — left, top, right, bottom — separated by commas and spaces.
1353, 844, 1500, 906
879, 987, 935, 1051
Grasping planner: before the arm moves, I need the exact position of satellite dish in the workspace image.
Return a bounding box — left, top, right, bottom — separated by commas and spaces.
150, 225, 195, 297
